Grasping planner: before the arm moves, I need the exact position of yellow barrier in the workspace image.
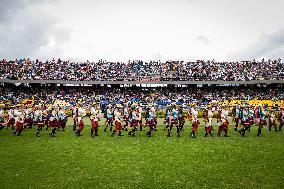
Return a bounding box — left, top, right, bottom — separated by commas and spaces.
225, 100, 283, 107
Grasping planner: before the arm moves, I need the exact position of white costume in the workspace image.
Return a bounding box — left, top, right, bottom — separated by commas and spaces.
207, 109, 213, 127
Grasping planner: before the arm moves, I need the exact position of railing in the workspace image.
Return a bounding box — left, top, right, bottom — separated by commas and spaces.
0, 78, 283, 85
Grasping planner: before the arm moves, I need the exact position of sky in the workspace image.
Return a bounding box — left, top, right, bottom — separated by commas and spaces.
0, 0, 283, 62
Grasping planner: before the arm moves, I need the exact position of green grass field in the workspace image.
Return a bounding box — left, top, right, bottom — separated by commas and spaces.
0, 118, 283, 189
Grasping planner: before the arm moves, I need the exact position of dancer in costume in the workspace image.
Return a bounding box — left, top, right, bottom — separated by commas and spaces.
111, 104, 124, 137
48, 106, 59, 137
254, 104, 267, 137
104, 105, 114, 132
12, 106, 25, 136
75, 104, 86, 136
204, 105, 213, 137
190, 104, 199, 138
72, 104, 79, 131
217, 105, 229, 137
268, 108, 277, 132
90, 103, 100, 137
146, 104, 156, 137
58, 107, 67, 131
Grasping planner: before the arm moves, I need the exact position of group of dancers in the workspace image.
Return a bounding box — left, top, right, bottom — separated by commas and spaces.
0, 104, 68, 137
0, 101, 283, 138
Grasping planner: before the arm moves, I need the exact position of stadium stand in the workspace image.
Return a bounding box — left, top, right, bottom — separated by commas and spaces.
0, 58, 283, 83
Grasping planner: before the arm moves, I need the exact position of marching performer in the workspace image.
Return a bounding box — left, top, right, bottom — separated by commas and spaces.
6, 106, 15, 130
232, 104, 240, 131
238, 106, 250, 137
137, 103, 143, 131
164, 105, 172, 130
151, 104, 157, 131
254, 104, 267, 136
42, 106, 49, 130
75, 105, 86, 136
146, 105, 156, 137
104, 105, 114, 132
12, 106, 25, 136
268, 109, 277, 132
177, 105, 185, 132
24, 105, 34, 129
247, 105, 255, 131
72, 104, 79, 131
145, 105, 150, 130
128, 105, 139, 137
111, 104, 124, 137
190, 104, 199, 138
123, 104, 130, 130
216, 103, 222, 131
90, 103, 100, 137
48, 106, 59, 137
217, 105, 229, 137
167, 104, 178, 137
204, 106, 213, 137
35, 105, 45, 137
58, 107, 67, 131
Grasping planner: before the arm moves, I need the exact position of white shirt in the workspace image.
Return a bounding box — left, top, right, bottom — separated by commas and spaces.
208, 110, 213, 118
221, 109, 228, 122
114, 110, 121, 122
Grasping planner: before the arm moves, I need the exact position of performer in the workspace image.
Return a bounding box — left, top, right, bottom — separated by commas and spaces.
151, 104, 157, 131
24, 105, 34, 129
254, 104, 267, 136
247, 105, 255, 132
75, 105, 86, 136
177, 105, 185, 133
167, 104, 178, 137
72, 104, 79, 131
104, 105, 114, 132
128, 104, 139, 137
35, 105, 45, 137
6, 106, 15, 130
217, 105, 229, 137
145, 105, 150, 130
42, 106, 49, 130
268, 109, 277, 132
216, 104, 222, 131
204, 106, 213, 137
238, 106, 250, 137
146, 105, 156, 137
232, 104, 240, 131
48, 106, 59, 137
164, 105, 172, 130
90, 103, 100, 137
58, 107, 67, 131
123, 104, 130, 130
190, 105, 199, 138
137, 103, 143, 131
111, 104, 124, 137
12, 106, 25, 136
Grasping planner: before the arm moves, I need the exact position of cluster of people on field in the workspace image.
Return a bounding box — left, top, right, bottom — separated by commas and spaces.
0, 58, 283, 81
0, 104, 68, 137
0, 100, 283, 138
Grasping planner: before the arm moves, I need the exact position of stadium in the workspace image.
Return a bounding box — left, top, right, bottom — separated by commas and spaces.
0, 0, 284, 189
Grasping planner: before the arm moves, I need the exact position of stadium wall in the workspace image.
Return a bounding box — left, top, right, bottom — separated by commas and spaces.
0, 79, 283, 85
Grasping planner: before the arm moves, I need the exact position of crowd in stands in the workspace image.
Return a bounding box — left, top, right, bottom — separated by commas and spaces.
0, 86, 283, 110
0, 58, 283, 81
